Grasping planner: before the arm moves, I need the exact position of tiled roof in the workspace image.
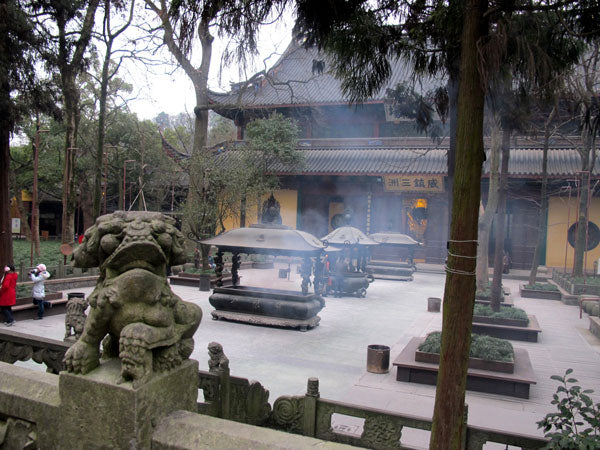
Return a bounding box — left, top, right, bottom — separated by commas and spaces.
270, 146, 448, 175
215, 140, 595, 177
209, 40, 437, 108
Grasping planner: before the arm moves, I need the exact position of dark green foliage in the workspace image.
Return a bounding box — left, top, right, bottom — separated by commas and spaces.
16, 284, 30, 298
246, 112, 303, 169
473, 304, 529, 323
418, 332, 514, 362
537, 369, 600, 449
567, 275, 600, 286
523, 283, 560, 292
12, 239, 65, 267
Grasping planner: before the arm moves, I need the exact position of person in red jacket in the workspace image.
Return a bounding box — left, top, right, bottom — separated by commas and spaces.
0, 265, 18, 326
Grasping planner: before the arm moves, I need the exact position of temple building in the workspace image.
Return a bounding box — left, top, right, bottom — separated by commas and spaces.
209, 38, 600, 271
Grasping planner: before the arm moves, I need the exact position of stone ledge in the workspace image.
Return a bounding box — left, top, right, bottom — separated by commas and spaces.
152, 410, 354, 449
0, 362, 59, 444
590, 316, 600, 340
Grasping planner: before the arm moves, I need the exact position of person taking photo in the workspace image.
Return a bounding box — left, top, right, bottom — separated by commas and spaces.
30, 264, 51, 320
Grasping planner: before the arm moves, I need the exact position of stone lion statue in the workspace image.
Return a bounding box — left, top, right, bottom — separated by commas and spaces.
64, 211, 202, 387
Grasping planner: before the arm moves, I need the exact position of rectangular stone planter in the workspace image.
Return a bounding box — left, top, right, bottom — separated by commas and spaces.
414, 350, 514, 373
472, 314, 529, 328
590, 316, 600, 340
393, 338, 536, 399
519, 284, 562, 300
471, 315, 541, 342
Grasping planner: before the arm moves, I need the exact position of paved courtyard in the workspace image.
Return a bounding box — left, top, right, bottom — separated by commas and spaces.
10, 263, 600, 447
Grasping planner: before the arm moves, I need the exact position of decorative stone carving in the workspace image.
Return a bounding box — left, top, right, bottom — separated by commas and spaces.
63, 211, 202, 388
0, 341, 65, 374
271, 396, 305, 433
0, 417, 37, 449
64, 295, 89, 341
360, 416, 402, 449
208, 342, 229, 374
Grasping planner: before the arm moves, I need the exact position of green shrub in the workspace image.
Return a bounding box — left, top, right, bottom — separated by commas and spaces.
537, 369, 600, 449
184, 267, 215, 275
418, 331, 514, 362
565, 275, 600, 286
523, 282, 559, 292
473, 304, 529, 323
16, 284, 31, 298
12, 239, 67, 267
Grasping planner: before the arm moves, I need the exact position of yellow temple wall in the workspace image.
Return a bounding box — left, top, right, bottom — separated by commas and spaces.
221, 189, 298, 231
546, 196, 600, 271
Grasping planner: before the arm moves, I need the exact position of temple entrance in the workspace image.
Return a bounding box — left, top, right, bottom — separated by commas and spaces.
403, 197, 428, 241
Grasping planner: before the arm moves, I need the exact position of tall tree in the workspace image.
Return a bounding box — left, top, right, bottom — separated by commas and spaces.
475, 119, 501, 291
0, 0, 44, 264
569, 43, 600, 276
528, 105, 557, 285
92, 0, 135, 220
33, 0, 101, 244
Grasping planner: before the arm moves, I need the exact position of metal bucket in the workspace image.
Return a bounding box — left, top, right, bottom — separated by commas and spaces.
427, 297, 441, 312
367, 344, 390, 374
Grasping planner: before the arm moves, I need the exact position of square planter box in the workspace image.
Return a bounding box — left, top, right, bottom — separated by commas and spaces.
471, 315, 541, 342
519, 284, 562, 300
393, 337, 536, 399
415, 349, 514, 373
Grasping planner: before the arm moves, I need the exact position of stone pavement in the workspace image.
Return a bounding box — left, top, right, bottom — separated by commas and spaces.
9, 263, 600, 448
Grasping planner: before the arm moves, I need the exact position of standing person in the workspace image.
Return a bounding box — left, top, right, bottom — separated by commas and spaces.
0, 265, 18, 326
30, 264, 51, 320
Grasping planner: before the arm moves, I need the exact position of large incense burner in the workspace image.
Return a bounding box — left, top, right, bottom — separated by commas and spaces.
321, 225, 379, 297
368, 232, 421, 281
202, 223, 327, 331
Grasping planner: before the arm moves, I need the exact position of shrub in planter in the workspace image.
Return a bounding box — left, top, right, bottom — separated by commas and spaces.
418, 331, 514, 363
537, 369, 600, 449
473, 304, 529, 324
523, 282, 559, 292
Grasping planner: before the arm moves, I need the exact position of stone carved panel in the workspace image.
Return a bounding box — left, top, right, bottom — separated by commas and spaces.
0, 341, 66, 374
0, 417, 37, 449
360, 416, 402, 450
271, 396, 305, 433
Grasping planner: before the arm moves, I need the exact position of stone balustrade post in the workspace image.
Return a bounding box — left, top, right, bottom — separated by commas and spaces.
303, 377, 319, 437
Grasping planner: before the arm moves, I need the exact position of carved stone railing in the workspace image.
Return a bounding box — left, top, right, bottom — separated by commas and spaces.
0, 329, 70, 374
1, 331, 549, 449
199, 371, 549, 450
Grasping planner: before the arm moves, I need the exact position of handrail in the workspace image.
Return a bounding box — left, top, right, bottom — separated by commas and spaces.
0, 328, 70, 374
1, 332, 549, 449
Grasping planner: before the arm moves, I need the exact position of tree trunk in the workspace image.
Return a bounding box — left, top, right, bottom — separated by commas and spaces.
475, 121, 501, 291
528, 107, 555, 285
0, 13, 13, 264
429, 0, 487, 447
93, 40, 111, 220
573, 125, 593, 277
56, 0, 99, 243
490, 128, 510, 311
0, 126, 12, 265
60, 71, 80, 245
446, 65, 459, 227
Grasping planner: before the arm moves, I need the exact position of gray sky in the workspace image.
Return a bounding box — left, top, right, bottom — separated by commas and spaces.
125, 13, 294, 120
